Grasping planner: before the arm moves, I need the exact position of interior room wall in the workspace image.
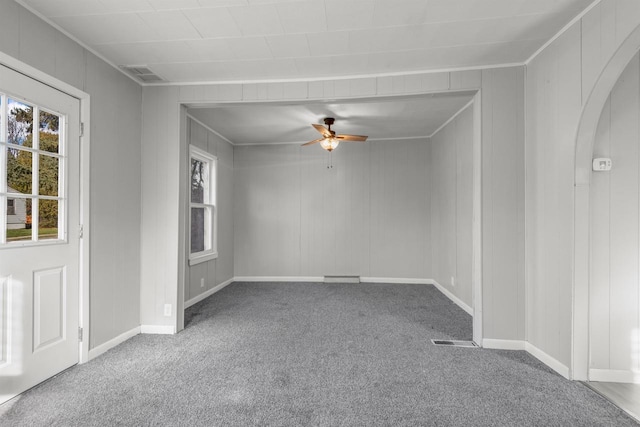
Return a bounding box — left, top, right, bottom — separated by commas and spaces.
233, 139, 431, 279
589, 52, 640, 382
525, 0, 640, 370
480, 67, 526, 343
430, 104, 473, 308
184, 117, 234, 304
0, 0, 143, 350
141, 86, 180, 330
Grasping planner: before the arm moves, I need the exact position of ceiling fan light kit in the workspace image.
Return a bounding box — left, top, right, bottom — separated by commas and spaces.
302, 117, 368, 152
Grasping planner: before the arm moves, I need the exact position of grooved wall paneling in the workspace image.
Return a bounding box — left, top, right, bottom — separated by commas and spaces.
525, 0, 640, 367
481, 67, 526, 341
430, 105, 473, 308
234, 140, 430, 279
590, 53, 640, 378
185, 118, 234, 302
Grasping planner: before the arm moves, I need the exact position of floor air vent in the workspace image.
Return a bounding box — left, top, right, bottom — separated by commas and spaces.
431, 340, 478, 348
324, 276, 360, 283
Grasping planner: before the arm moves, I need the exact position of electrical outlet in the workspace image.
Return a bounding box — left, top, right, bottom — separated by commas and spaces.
163, 304, 172, 317
200, 278, 205, 288
450, 276, 456, 287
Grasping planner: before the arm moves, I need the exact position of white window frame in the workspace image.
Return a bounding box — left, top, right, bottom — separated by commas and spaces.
0, 92, 67, 248
188, 145, 217, 265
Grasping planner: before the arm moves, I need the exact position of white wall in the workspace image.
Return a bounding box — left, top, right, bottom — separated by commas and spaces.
141, 86, 180, 330
525, 0, 640, 370
184, 117, 234, 303
430, 105, 473, 308
589, 52, 640, 382
0, 0, 143, 350
86, 53, 142, 348
233, 139, 431, 279
481, 67, 526, 342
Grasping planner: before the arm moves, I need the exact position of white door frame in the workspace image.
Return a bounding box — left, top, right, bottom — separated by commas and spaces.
0, 52, 91, 364
572, 24, 640, 381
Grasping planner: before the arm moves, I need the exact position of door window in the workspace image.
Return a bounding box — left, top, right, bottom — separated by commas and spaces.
1, 95, 65, 245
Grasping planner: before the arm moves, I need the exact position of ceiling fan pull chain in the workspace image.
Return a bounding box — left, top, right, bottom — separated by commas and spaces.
327, 151, 333, 169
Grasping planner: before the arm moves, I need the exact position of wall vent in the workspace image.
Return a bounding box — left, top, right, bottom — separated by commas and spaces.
120, 65, 165, 83
324, 276, 360, 283
431, 340, 478, 348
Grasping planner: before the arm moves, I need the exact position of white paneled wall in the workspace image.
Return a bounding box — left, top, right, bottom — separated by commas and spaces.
184, 118, 234, 304
141, 86, 180, 330
86, 53, 142, 348
590, 53, 640, 382
234, 140, 430, 279
481, 67, 526, 342
234, 144, 302, 277
430, 105, 473, 308
0, 0, 143, 350
525, 0, 640, 370
369, 140, 430, 279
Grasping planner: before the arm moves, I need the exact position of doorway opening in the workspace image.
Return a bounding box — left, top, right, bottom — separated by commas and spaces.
176, 90, 484, 347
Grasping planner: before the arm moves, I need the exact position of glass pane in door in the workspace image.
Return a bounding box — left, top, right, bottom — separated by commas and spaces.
38, 199, 58, 240
39, 110, 60, 154
6, 147, 32, 194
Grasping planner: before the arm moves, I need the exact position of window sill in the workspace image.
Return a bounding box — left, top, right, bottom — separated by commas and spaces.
189, 251, 218, 266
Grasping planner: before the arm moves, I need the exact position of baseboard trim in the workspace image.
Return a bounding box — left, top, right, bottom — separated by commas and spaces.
140, 325, 176, 334
185, 278, 234, 308
431, 280, 473, 316
360, 277, 432, 284
525, 342, 570, 379
482, 339, 526, 350
481, 339, 569, 379
233, 276, 324, 282
589, 369, 640, 383
232, 276, 474, 316
87, 326, 141, 361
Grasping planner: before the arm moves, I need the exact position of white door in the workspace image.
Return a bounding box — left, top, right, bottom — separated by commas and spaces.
0, 64, 81, 404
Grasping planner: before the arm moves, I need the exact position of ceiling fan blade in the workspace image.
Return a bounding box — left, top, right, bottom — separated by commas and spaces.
336, 134, 368, 141
312, 123, 332, 138
301, 138, 324, 146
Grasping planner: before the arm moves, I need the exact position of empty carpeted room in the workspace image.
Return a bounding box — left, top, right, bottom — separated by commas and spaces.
1, 0, 640, 425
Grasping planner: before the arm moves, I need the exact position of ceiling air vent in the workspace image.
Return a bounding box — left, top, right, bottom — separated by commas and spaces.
121, 66, 165, 83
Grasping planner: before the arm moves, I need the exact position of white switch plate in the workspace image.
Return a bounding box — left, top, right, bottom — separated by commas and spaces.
163, 304, 171, 317
200, 278, 205, 288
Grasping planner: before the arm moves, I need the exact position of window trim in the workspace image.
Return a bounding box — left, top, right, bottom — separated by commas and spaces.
1, 92, 67, 247
188, 145, 217, 266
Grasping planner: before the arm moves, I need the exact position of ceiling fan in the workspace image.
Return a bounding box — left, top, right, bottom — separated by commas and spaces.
302, 117, 368, 152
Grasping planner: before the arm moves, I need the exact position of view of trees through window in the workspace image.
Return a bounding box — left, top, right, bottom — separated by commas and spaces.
3, 95, 62, 243
190, 157, 206, 253
189, 144, 216, 263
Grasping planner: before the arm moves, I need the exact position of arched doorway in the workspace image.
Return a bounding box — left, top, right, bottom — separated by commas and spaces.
573, 24, 640, 382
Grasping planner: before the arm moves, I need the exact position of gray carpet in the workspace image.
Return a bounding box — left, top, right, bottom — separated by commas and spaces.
1, 282, 637, 426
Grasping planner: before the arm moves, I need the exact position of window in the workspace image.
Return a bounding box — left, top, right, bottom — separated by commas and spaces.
189, 145, 217, 265
1, 94, 65, 244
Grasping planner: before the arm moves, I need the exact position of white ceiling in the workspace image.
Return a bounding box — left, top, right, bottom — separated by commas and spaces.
19, 0, 595, 84
18, 0, 594, 144
187, 91, 475, 145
